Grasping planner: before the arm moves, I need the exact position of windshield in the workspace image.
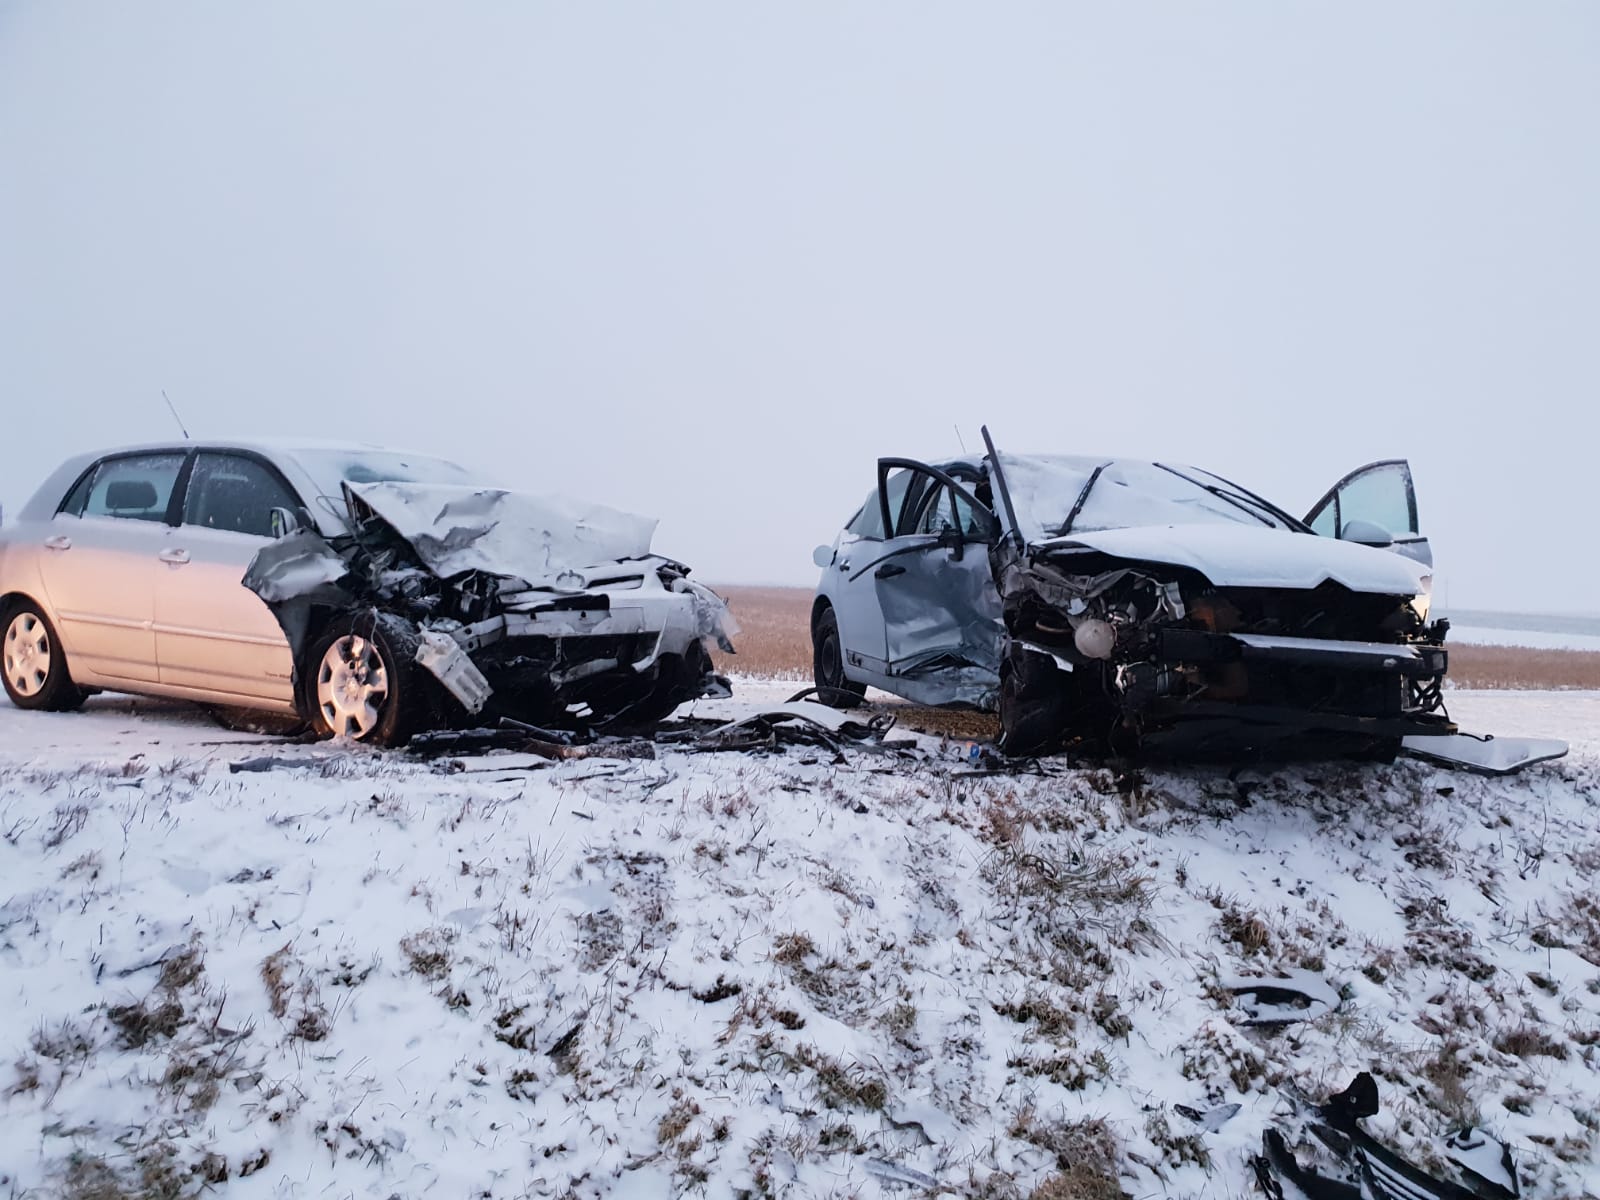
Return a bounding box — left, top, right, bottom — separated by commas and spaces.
291, 448, 475, 496
995, 453, 1300, 543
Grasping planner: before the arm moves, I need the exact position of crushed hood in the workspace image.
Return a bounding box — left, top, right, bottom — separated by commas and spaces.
345, 483, 658, 582
1037, 524, 1430, 595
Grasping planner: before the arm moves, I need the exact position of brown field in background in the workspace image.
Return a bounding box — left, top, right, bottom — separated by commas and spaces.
710, 584, 1600, 692
710, 586, 815, 680
1445, 643, 1600, 690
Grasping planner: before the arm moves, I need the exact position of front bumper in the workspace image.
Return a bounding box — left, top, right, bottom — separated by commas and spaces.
1157, 629, 1448, 678
1127, 628, 1454, 746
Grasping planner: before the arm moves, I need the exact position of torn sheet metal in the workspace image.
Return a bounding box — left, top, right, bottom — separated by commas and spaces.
243, 483, 734, 739
1401, 732, 1568, 776
414, 630, 491, 714
660, 705, 913, 756
1257, 1073, 1521, 1200
1221, 970, 1341, 1026
345, 482, 657, 584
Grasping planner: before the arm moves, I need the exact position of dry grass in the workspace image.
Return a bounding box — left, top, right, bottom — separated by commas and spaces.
709, 585, 814, 680
708, 585, 1600, 692
1446, 643, 1600, 690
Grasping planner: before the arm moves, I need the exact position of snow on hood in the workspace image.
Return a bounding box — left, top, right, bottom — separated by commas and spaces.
1041, 524, 1431, 595
347, 482, 659, 580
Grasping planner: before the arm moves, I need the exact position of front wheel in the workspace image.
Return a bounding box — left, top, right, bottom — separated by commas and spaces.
812, 605, 866, 709
996, 644, 1072, 757
2, 600, 87, 712
301, 613, 428, 746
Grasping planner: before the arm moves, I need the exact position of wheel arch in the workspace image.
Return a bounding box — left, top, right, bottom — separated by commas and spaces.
810, 594, 835, 636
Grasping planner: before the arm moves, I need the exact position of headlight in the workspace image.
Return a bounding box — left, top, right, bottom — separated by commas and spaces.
1414, 579, 1440, 624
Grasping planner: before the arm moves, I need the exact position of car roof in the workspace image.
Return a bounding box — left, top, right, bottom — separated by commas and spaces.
78, 437, 412, 458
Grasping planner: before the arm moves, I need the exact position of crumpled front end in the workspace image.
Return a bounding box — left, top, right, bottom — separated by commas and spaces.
243, 485, 736, 733
993, 539, 1453, 759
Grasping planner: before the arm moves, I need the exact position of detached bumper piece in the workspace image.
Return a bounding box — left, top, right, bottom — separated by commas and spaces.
1257, 1073, 1520, 1200
1401, 732, 1569, 776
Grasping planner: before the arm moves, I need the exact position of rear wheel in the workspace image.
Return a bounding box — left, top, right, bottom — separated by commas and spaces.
812, 605, 866, 709
301, 613, 428, 746
1, 600, 87, 712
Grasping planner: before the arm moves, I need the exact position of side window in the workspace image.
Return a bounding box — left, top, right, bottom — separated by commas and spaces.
846, 494, 883, 540
1336, 462, 1416, 536
183, 453, 303, 538
916, 485, 958, 534
1308, 501, 1338, 537
845, 471, 914, 542
65, 453, 187, 522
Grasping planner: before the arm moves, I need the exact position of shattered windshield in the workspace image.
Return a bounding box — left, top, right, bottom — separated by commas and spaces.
996, 453, 1299, 543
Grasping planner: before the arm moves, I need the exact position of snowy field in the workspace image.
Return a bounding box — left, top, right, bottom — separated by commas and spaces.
1, 684, 1597, 1198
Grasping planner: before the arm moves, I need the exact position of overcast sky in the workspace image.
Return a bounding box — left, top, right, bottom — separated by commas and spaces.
2, 3, 1596, 612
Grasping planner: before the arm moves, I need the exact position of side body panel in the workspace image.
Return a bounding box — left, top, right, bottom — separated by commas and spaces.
33, 514, 163, 684
153, 524, 296, 702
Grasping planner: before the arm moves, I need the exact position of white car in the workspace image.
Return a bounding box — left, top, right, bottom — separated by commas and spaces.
810, 427, 1452, 760
1, 440, 733, 743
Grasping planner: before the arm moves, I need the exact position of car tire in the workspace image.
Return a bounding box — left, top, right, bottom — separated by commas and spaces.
812, 605, 866, 709
301, 612, 428, 747
996, 643, 1071, 757
1, 599, 88, 712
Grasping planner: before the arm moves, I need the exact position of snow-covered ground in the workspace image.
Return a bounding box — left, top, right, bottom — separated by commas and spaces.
1, 686, 1597, 1198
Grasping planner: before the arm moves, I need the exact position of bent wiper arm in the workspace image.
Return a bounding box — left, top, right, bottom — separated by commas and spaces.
1153, 463, 1281, 529
1061, 461, 1112, 535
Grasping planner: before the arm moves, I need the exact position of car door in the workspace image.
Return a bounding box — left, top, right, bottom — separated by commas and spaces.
153, 450, 302, 703
825, 469, 918, 682
33, 450, 189, 683
1303, 459, 1432, 567
870, 459, 1003, 705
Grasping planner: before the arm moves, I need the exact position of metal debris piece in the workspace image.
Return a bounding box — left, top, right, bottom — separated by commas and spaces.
1222, 970, 1341, 1026
1257, 1072, 1520, 1200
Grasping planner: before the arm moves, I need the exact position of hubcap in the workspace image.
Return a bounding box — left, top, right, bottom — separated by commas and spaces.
314, 634, 389, 738
4, 612, 52, 698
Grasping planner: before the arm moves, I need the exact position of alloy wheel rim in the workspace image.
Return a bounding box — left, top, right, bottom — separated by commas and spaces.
314, 634, 389, 738
4, 612, 52, 698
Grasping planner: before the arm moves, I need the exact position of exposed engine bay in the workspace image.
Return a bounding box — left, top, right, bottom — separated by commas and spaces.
995, 543, 1453, 758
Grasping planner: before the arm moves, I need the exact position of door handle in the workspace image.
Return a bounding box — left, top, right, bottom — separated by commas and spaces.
44, 535, 72, 551
874, 563, 906, 580
837, 560, 850, 572
159, 548, 191, 566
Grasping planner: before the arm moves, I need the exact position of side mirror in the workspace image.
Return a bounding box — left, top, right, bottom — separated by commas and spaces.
1340, 518, 1393, 548
269, 507, 304, 539
812, 544, 835, 569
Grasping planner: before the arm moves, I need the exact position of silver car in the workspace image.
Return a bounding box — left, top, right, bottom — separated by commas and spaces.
810, 428, 1450, 759
1, 441, 733, 743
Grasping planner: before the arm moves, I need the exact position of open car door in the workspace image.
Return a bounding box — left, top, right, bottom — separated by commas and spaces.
865, 458, 1003, 706
1304, 459, 1432, 568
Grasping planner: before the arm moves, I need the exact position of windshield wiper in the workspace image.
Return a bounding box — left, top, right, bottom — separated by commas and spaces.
1059, 461, 1112, 535
1153, 463, 1299, 530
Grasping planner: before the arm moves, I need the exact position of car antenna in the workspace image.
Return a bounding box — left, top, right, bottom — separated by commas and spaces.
161, 389, 191, 440
954, 424, 968, 454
